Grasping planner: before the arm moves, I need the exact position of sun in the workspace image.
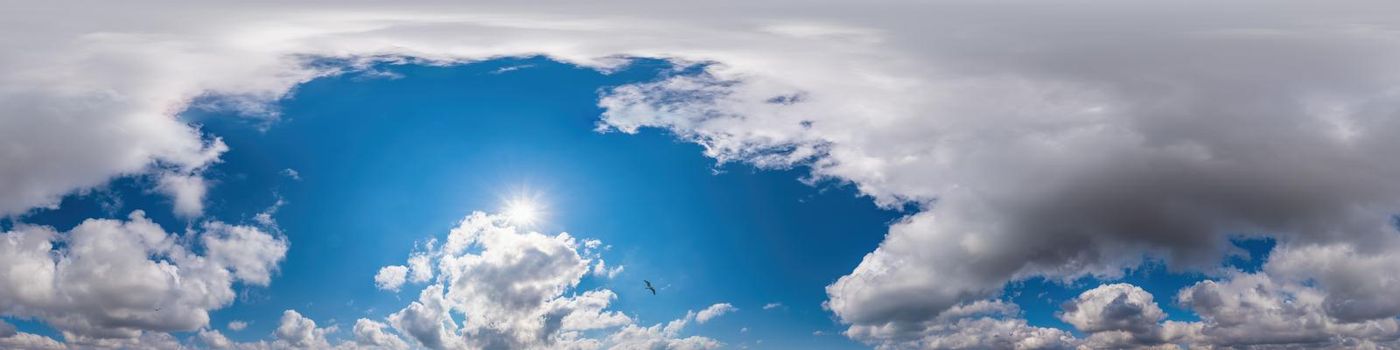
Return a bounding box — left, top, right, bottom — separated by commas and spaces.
504, 198, 541, 226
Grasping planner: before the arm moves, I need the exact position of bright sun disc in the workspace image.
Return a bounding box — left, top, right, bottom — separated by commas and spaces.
504, 199, 540, 225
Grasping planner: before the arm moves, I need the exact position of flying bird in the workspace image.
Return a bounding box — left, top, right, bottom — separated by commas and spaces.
644, 280, 657, 295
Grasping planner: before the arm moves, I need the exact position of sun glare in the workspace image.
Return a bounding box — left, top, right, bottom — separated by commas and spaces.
504, 198, 541, 226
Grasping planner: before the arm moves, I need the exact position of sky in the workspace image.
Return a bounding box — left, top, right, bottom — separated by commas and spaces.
5, 1, 1400, 349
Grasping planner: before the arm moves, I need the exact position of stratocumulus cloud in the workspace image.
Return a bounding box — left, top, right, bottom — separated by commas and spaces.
5, 0, 1400, 348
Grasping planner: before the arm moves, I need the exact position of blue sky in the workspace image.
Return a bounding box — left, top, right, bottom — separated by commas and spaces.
9, 58, 900, 348
4, 56, 1285, 349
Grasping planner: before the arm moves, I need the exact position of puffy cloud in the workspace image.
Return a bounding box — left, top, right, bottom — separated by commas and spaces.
1177, 264, 1400, 347
197, 329, 235, 349
375, 265, 409, 292
203, 222, 290, 286
0, 320, 64, 350
0, 211, 287, 342
695, 303, 736, 324
590, 259, 624, 279
434, 212, 596, 348
388, 285, 462, 350
228, 321, 248, 331
156, 171, 213, 218
377, 211, 721, 349
64, 330, 185, 350
407, 253, 434, 284
1264, 240, 1400, 323
386, 212, 629, 349
275, 310, 333, 349
351, 319, 410, 350
605, 310, 721, 350
0, 332, 66, 350
1058, 284, 1168, 346
197, 311, 406, 350
843, 300, 1075, 350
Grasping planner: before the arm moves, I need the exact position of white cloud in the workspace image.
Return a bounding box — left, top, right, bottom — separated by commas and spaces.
280, 168, 301, 181
275, 310, 335, 349
253, 197, 285, 227
65, 330, 185, 350
761, 303, 783, 311
155, 171, 210, 218
590, 259, 624, 279
605, 310, 721, 350
197, 329, 235, 349
695, 303, 736, 324
387, 285, 461, 350
1172, 245, 1400, 348
0, 211, 287, 341
375, 265, 409, 292
0, 332, 66, 350
843, 299, 1076, 349
203, 221, 291, 286
407, 253, 434, 284
378, 211, 718, 349
198, 310, 392, 350
351, 319, 410, 350
0, 320, 64, 350
228, 321, 248, 331
435, 212, 597, 348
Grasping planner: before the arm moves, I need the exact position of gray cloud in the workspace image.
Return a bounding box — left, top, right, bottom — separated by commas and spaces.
840, 299, 1075, 349
1059, 284, 1168, 347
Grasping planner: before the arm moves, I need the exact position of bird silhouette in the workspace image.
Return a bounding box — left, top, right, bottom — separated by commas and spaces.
644, 280, 657, 295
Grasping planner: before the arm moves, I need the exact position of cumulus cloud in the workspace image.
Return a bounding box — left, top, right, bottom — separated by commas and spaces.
1058, 284, 1168, 346
275, 310, 334, 349
0, 211, 287, 342
0, 320, 64, 350
8, 1, 1400, 347
605, 314, 722, 350
374, 211, 718, 349
228, 321, 248, 331
198, 310, 406, 350
695, 303, 736, 324
352, 319, 410, 350
1173, 243, 1400, 348
0, 332, 66, 350
843, 299, 1076, 349
197, 328, 235, 349
407, 253, 434, 284
590, 259, 624, 279
375, 265, 410, 292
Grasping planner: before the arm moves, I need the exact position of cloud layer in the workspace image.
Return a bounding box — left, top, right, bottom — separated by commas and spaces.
6, 1, 1400, 348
